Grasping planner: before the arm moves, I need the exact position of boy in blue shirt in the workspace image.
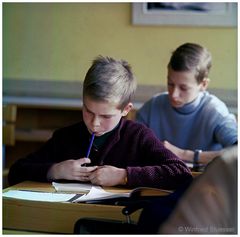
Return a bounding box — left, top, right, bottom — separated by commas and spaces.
136, 43, 237, 169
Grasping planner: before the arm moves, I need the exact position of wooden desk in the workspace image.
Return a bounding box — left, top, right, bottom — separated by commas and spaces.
3, 181, 142, 234
191, 171, 202, 178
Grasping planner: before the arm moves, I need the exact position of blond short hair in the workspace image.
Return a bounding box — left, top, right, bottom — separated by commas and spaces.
83, 56, 137, 110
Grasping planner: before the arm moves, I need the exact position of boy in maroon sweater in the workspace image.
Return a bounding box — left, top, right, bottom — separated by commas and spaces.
9, 56, 192, 189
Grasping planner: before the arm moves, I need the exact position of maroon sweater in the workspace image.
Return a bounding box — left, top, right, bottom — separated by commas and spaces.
8, 119, 192, 189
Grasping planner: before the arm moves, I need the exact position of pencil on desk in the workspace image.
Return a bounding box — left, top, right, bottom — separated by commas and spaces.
86, 133, 95, 158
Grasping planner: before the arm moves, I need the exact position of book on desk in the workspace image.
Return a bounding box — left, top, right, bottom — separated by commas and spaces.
53, 182, 172, 203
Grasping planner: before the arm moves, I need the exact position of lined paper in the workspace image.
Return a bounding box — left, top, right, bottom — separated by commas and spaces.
3, 190, 76, 202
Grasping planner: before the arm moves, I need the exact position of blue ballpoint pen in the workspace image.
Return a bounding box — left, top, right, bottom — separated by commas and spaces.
86, 133, 95, 158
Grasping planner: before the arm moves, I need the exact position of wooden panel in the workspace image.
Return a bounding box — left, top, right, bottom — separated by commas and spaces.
3, 79, 237, 110
3, 104, 17, 146
3, 198, 141, 234
15, 129, 53, 142
15, 107, 83, 130
3, 124, 15, 146
125, 109, 137, 120
3, 104, 17, 122
191, 172, 202, 178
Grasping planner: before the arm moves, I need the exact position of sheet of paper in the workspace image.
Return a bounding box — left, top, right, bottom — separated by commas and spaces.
186, 163, 193, 168
3, 190, 76, 202
73, 186, 130, 202
52, 182, 100, 192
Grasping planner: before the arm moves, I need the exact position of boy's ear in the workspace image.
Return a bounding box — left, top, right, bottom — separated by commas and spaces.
122, 103, 133, 116
200, 78, 210, 91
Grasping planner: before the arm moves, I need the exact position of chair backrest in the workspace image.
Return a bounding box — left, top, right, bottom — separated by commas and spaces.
159, 146, 237, 234
3, 104, 17, 146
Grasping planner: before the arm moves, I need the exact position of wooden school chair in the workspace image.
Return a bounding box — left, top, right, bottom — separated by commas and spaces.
3, 104, 17, 188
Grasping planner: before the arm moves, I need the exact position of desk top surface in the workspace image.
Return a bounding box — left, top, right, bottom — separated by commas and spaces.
3, 180, 133, 194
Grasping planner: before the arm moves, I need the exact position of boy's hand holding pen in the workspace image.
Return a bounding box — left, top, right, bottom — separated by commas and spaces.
82, 133, 95, 167
48, 133, 97, 181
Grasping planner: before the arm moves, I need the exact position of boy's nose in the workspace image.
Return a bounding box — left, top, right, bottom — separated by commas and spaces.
171, 88, 180, 99
92, 116, 100, 126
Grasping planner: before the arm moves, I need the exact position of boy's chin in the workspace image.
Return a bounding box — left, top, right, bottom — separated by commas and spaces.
94, 131, 108, 137
171, 102, 184, 108
87, 130, 105, 137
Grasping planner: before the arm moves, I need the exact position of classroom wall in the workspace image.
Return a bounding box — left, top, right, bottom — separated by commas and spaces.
3, 3, 237, 90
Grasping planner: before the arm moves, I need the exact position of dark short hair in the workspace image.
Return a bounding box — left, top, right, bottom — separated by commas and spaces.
168, 43, 212, 83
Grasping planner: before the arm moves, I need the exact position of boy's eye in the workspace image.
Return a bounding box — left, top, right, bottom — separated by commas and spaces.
180, 86, 189, 91
85, 108, 93, 114
102, 115, 113, 119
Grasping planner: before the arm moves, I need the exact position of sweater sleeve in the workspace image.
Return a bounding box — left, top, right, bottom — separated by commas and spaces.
136, 94, 162, 126
136, 103, 149, 125
126, 126, 192, 190
214, 113, 237, 147
8, 136, 57, 185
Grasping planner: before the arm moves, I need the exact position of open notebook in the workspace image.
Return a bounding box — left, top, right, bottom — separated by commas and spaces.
53, 182, 173, 203
3, 182, 172, 204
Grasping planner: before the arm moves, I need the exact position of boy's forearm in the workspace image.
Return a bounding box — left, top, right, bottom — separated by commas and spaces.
184, 149, 223, 164
198, 150, 223, 164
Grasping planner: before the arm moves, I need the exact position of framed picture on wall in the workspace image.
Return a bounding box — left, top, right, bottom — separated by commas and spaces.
132, 2, 237, 27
